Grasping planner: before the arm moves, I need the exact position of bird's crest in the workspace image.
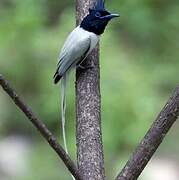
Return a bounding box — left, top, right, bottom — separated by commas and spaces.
93, 0, 105, 10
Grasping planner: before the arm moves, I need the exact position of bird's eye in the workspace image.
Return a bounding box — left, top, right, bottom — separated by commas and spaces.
95, 12, 101, 18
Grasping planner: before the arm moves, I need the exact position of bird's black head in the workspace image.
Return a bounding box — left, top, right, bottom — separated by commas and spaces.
80, 0, 119, 35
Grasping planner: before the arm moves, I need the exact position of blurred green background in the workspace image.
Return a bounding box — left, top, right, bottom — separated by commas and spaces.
0, 0, 179, 180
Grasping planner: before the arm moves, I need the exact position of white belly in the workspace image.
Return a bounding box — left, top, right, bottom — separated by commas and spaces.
88, 31, 100, 53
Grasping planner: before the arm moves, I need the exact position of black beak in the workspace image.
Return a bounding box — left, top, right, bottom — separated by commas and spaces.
100, 13, 120, 20
108, 13, 120, 18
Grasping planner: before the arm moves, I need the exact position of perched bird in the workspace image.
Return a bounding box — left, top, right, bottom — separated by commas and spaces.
53, 0, 119, 154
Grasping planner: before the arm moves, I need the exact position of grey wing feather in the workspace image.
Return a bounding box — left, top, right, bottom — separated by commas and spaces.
57, 36, 91, 76
58, 38, 91, 75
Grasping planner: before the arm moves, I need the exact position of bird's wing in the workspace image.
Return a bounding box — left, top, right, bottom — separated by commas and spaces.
55, 28, 91, 77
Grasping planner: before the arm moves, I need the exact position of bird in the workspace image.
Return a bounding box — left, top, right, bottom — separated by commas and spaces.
53, 0, 119, 154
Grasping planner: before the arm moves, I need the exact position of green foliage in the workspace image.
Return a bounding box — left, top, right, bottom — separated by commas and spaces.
0, 0, 179, 179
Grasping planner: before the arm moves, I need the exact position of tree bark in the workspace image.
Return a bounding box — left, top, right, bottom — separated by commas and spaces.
0, 74, 83, 180
116, 86, 179, 180
75, 1, 105, 180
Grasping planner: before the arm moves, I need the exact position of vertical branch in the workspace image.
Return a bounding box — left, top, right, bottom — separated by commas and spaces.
75, 1, 105, 179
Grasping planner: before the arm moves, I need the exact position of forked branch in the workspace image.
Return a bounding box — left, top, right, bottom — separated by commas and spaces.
1, 73, 179, 180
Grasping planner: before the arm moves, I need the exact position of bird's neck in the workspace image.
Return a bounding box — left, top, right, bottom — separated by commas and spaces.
80, 18, 107, 35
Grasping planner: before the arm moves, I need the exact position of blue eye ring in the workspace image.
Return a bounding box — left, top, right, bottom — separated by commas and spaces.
95, 12, 101, 18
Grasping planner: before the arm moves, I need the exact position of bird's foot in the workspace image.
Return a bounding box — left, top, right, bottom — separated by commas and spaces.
76, 62, 95, 70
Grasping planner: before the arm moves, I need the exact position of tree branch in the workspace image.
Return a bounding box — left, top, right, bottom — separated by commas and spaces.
116, 86, 179, 180
0, 74, 83, 180
75, 0, 105, 179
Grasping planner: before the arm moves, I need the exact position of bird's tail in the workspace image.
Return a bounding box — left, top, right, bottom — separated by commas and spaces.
61, 75, 76, 180
61, 74, 68, 154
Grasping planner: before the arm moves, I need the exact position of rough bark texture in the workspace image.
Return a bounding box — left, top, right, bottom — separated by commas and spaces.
116, 86, 179, 180
0, 74, 83, 180
76, 1, 105, 180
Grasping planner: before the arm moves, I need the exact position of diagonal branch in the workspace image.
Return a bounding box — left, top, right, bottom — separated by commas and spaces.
0, 74, 83, 180
115, 86, 179, 180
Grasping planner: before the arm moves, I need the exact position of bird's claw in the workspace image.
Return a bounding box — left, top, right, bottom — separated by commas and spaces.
76, 63, 95, 70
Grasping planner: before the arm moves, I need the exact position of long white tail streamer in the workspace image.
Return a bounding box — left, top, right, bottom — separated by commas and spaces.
61, 75, 76, 180
61, 74, 68, 154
